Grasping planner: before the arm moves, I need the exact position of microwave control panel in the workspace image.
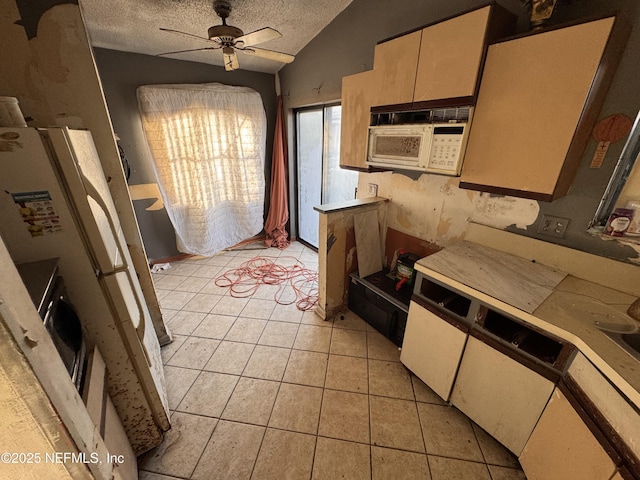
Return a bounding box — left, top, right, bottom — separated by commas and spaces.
426, 124, 470, 176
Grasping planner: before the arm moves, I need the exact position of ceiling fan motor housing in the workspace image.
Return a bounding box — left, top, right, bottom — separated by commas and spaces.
208, 24, 244, 42
210, 0, 243, 42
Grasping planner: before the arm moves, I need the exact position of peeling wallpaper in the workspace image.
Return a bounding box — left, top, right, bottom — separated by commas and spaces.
358, 172, 540, 248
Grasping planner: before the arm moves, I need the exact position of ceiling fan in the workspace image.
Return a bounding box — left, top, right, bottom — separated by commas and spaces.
158, 0, 295, 71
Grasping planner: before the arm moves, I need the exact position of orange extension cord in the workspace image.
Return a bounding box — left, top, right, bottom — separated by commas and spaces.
214, 256, 319, 311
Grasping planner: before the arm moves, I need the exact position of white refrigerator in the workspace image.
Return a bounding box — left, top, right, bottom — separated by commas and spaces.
0, 126, 170, 454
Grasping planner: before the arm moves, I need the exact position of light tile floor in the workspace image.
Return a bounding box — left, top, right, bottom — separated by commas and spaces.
138, 242, 527, 480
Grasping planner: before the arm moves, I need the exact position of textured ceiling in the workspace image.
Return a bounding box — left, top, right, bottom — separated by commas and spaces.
80, 0, 354, 74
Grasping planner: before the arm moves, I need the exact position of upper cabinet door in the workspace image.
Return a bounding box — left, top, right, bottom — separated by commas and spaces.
340, 70, 377, 170
414, 6, 491, 103
459, 16, 629, 201
371, 30, 422, 108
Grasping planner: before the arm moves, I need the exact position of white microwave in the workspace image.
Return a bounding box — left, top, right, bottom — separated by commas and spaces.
366, 123, 469, 175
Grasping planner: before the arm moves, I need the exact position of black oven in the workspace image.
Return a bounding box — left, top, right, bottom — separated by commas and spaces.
41, 276, 86, 391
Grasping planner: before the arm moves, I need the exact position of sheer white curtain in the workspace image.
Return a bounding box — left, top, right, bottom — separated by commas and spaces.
137, 83, 266, 256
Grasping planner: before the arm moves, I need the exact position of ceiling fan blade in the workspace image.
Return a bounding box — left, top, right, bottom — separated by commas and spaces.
157, 47, 221, 56
241, 47, 295, 64
159, 27, 216, 44
235, 27, 282, 47
223, 49, 240, 71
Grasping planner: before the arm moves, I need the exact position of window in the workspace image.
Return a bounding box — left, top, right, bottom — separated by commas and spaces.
137, 83, 266, 255
295, 105, 358, 248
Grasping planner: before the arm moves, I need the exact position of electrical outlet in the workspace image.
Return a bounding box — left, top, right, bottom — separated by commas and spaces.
538, 215, 570, 238
368, 183, 378, 196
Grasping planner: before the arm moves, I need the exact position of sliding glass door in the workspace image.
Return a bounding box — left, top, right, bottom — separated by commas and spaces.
296, 105, 358, 248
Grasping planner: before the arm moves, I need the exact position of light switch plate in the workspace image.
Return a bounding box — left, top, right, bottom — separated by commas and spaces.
368, 183, 378, 196
538, 215, 569, 238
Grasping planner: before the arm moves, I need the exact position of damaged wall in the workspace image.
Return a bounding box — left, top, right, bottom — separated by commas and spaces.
280, 0, 640, 265
359, 172, 540, 250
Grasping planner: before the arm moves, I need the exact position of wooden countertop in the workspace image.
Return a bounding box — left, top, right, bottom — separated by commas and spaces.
414, 241, 640, 408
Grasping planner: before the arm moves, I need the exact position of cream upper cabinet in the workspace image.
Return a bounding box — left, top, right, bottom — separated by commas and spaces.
413, 6, 491, 103
459, 16, 629, 201
371, 5, 514, 109
340, 70, 377, 170
371, 30, 422, 108
519, 388, 617, 480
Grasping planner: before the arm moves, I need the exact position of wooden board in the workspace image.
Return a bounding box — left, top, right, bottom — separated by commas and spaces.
354, 210, 382, 277
417, 241, 567, 313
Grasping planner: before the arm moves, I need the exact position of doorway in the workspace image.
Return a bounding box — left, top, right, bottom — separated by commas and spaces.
295, 105, 358, 248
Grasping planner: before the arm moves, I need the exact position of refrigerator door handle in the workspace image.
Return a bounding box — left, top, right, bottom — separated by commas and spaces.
81, 176, 128, 261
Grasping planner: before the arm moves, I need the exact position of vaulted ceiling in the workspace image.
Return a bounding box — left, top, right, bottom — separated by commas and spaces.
80, 0, 354, 74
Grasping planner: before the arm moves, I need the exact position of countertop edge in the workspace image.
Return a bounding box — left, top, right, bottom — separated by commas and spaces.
313, 196, 389, 214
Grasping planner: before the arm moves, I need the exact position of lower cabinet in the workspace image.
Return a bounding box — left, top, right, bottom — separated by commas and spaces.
400, 300, 467, 401
520, 387, 617, 480
450, 335, 555, 455
568, 353, 640, 465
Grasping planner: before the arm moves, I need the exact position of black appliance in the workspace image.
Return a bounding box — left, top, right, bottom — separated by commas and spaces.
348, 270, 411, 347
16, 258, 86, 391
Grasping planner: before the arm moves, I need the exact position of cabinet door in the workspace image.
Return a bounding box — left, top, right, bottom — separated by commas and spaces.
400, 301, 467, 401
371, 30, 421, 107
413, 6, 491, 103
459, 17, 619, 201
340, 70, 376, 170
520, 388, 617, 480
450, 336, 554, 455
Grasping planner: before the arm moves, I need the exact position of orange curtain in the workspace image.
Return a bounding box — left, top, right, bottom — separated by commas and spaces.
264, 95, 290, 248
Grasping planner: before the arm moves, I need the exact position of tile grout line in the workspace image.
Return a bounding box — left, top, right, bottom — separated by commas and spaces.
413, 377, 434, 479
366, 323, 374, 480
